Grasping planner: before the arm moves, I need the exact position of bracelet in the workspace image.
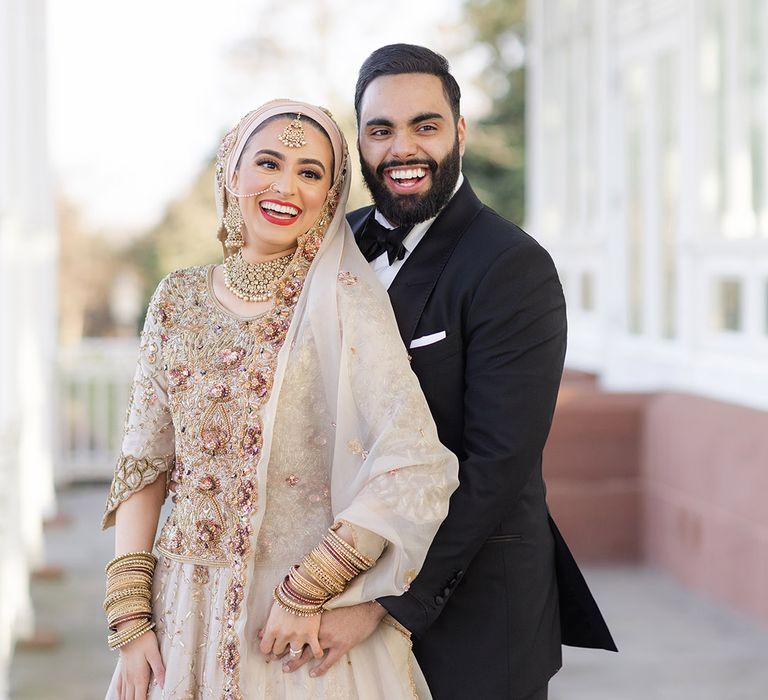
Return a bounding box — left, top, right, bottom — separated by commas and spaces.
104, 550, 157, 650
109, 612, 152, 632
108, 620, 155, 651
105, 551, 157, 573
302, 556, 345, 596
103, 587, 154, 610
276, 524, 378, 619
327, 527, 375, 569
307, 549, 347, 589
272, 586, 323, 617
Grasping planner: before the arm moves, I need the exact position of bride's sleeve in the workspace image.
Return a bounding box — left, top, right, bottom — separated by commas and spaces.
101, 279, 175, 529
324, 273, 459, 607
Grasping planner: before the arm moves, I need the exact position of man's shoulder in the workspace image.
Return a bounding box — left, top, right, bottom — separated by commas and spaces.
462, 203, 548, 260
346, 205, 374, 231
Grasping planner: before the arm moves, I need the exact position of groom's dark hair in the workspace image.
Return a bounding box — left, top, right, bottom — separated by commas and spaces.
354, 44, 461, 123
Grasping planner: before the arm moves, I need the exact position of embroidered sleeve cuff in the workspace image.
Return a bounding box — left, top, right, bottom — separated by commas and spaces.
101, 454, 174, 530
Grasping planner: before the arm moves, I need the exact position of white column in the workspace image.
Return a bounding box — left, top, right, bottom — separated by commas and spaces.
0, 0, 56, 695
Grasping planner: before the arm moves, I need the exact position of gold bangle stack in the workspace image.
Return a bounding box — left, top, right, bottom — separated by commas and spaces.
273, 525, 375, 616
104, 551, 157, 650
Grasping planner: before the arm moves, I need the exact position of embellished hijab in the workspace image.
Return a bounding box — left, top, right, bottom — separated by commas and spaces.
214, 100, 345, 260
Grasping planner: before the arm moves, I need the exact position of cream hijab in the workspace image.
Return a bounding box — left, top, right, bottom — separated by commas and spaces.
213, 101, 458, 695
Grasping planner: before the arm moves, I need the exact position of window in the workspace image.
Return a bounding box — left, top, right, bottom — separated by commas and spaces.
580, 271, 595, 312
713, 278, 743, 332
658, 51, 679, 338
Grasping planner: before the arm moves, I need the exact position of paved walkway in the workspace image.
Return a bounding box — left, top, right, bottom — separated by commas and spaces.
10, 484, 768, 699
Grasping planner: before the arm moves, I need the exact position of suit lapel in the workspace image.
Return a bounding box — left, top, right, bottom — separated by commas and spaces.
348, 206, 375, 244
387, 180, 483, 345
347, 181, 484, 346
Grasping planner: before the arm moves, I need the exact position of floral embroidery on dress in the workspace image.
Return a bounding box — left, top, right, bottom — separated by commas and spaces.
169, 366, 192, 393
337, 271, 358, 286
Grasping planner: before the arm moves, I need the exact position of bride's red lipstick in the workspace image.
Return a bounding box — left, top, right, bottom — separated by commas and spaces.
259, 198, 302, 227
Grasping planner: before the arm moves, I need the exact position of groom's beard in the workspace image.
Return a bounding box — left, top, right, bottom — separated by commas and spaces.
359, 137, 461, 227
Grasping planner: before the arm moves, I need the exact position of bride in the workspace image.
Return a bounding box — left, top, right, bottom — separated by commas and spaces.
102, 99, 459, 699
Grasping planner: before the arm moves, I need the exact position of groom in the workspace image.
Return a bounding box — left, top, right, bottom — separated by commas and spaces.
286, 44, 616, 699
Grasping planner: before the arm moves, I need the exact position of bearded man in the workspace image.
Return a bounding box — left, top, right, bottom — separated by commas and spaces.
285, 44, 616, 700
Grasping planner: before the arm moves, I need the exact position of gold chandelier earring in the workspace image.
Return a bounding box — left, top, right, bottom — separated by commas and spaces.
223, 199, 244, 250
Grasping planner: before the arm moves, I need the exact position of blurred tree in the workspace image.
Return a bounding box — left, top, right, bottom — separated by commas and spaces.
57, 199, 123, 343
127, 159, 222, 324
461, 0, 527, 225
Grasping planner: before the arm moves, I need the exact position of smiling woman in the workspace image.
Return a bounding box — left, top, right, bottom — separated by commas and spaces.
100, 99, 459, 700
214, 114, 335, 313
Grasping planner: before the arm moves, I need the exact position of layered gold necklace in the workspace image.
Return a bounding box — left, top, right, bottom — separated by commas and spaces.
223, 250, 294, 302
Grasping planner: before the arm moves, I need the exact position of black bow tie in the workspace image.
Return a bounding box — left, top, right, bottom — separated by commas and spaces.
358, 217, 413, 265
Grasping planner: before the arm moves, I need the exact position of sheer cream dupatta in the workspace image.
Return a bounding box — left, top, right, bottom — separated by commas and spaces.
216, 101, 458, 695
271, 115, 458, 608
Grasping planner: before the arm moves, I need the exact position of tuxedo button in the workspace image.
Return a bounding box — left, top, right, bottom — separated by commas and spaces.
434, 595, 445, 605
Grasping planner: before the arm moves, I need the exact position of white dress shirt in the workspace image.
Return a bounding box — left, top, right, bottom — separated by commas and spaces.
369, 173, 464, 290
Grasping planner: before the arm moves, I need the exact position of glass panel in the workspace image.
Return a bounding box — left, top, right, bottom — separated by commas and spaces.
698, 0, 726, 222
580, 271, 595, 312
746, 0, 767, 230
624, 63, 646, 334
713, 278, 743, 332
658, 51, 679, 339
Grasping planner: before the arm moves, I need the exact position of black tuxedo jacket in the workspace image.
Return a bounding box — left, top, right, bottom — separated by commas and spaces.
348, 180, 616, 699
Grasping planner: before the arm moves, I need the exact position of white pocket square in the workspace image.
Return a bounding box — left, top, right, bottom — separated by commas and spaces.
409, 331, 447, 349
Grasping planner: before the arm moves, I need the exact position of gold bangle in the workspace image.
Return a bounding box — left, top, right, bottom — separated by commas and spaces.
107, 596, 152, 611
105, 593, 152, 614
103, 587, 152, 610
326, 528, 374, 569
107, 603, 152, 626
109, 612, 152, 632
107, 563, 156, 579
302, 556, 345, 596
324, 534, 370, 573
275, 583, 325, 610
105, 581, 153, 599
105, 551, 157, 573
311, 550, 354, 590
317, 541, 357, 579
108, 620, 155, 651
289, 567, 328, 599
272, 587, 323, 617
108, 619, 154, 647
309, 547, 349, 584
106, 570, 153, 586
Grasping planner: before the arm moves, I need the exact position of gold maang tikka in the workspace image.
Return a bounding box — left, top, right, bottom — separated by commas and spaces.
278, 113, 307, 148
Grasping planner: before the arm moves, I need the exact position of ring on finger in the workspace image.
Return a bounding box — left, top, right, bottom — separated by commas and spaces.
289, 646, 303, 658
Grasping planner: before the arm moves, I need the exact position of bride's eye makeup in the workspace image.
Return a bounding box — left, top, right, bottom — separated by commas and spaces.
255, 157, 279, 170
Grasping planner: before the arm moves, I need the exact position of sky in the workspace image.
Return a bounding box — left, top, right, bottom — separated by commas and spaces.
47, 0, 489, 233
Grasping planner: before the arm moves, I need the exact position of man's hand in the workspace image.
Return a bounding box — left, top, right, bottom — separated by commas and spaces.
283, 601, 388, 677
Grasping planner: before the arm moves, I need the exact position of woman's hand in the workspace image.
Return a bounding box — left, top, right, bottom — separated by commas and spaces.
259, 602, 324, 662
115, 629, 165, 700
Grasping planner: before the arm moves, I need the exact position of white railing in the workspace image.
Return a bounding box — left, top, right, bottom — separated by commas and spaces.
56, 338, 139, 484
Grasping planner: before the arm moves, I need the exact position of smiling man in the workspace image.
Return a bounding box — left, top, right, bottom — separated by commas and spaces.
284, 44, 616, 699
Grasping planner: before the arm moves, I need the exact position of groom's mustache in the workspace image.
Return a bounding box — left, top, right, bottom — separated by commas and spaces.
375, 157, 439, 180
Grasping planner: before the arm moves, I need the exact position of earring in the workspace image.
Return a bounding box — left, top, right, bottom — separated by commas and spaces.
223, 200, 244, 249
